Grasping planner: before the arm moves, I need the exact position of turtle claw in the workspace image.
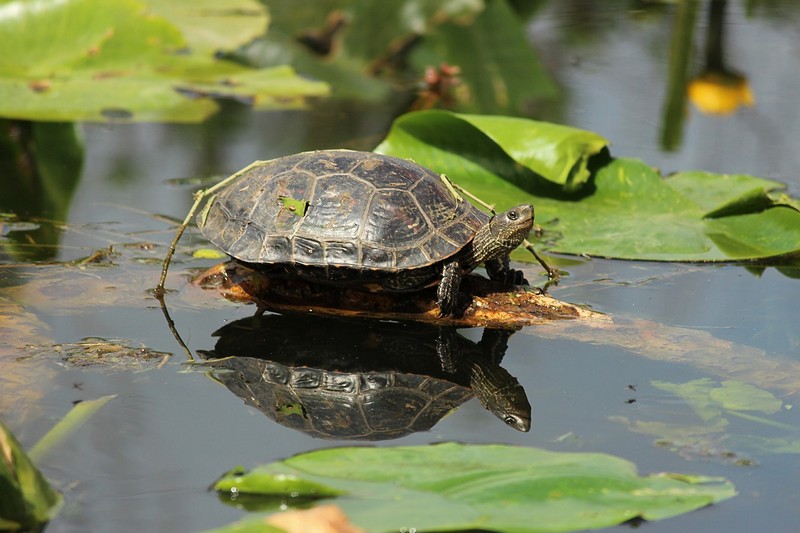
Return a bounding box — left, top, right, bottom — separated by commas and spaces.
509, 268, 528, 286
437, 295, 457, 317
486, 258, 527, 286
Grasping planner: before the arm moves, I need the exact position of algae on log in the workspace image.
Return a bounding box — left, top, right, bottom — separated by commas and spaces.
191, 262, 601, 328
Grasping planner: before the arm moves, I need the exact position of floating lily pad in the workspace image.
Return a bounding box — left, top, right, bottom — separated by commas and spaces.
143, 0, 269, 55
376, 110, 800, 262
376, 110, 608, 192
212, 442, 735, 532
0, 0, 328, 123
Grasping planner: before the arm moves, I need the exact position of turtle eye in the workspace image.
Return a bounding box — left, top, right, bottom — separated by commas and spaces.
507, 210, 518, 221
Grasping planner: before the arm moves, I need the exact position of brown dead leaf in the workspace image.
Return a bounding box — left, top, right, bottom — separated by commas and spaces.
266, 505, 364, 533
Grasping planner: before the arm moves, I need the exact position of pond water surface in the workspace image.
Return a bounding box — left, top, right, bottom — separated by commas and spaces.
2, 2, 800, 532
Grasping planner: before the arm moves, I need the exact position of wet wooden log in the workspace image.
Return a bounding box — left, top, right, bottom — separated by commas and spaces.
191, 262, 602, 328
188, 262, 800, 395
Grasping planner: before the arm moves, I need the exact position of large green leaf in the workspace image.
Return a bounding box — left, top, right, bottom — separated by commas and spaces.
0, 419, 63, 530
376, 109, 608, 192
0, 0, 328, 122
212, 443, 735, 532
376, 110, 800, 262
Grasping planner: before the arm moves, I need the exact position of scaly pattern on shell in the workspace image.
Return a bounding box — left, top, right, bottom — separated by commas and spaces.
198, 150, 487, 271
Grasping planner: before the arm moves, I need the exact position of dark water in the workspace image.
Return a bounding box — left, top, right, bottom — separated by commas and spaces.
2, 2, 800, 532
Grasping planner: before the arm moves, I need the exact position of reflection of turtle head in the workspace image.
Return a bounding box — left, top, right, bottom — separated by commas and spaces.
462, 338, 531, 433
482, 382, 531, 433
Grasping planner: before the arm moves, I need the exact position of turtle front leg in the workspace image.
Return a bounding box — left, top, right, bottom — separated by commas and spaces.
485, 256, 528, 286
437, 261, 463, 317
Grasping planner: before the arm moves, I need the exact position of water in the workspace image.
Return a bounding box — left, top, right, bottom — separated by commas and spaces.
2, 2, 800, 532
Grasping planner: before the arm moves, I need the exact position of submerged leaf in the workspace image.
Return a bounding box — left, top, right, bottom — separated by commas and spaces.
29, 395, 117, 462
618, 379, 795, 463
213, 443, 735, 532
709, 381, 783, 414
654, 379, 783, 417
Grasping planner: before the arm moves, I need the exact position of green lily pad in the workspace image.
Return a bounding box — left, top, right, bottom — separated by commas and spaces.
376, 109, 608, 192
143, 0, 269, 55
213, 443, 735, 532
0, 0, 328, 123
539, 159, 800, 261
215, 466, 344, 500
376, 111, 800, 262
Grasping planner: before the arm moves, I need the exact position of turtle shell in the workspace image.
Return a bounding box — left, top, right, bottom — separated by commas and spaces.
198, 150, 487, 272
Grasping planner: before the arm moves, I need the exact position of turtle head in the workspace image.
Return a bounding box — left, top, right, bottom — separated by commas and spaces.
473, 204, 534, 263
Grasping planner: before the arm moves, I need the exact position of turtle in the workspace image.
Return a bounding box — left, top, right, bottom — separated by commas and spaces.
198, 314, 531, 440
197, 149, 534, 316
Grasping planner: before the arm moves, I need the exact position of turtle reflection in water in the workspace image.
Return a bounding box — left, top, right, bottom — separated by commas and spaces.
198, 315, 531, 440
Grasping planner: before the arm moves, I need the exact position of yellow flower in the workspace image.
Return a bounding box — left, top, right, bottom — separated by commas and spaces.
688, 71, 755, 115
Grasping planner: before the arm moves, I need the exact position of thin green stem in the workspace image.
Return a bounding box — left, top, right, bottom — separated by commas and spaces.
154, 160, 269, 296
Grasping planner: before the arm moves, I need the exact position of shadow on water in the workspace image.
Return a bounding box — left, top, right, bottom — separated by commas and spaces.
194, 314, 531, 440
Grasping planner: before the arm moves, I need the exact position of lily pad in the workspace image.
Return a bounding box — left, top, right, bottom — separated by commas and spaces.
0, 0, 328, 123
213, 443, 735, 532
376, 110, 800, 262
143, 0, 269, 55
376, 109, 608, 192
